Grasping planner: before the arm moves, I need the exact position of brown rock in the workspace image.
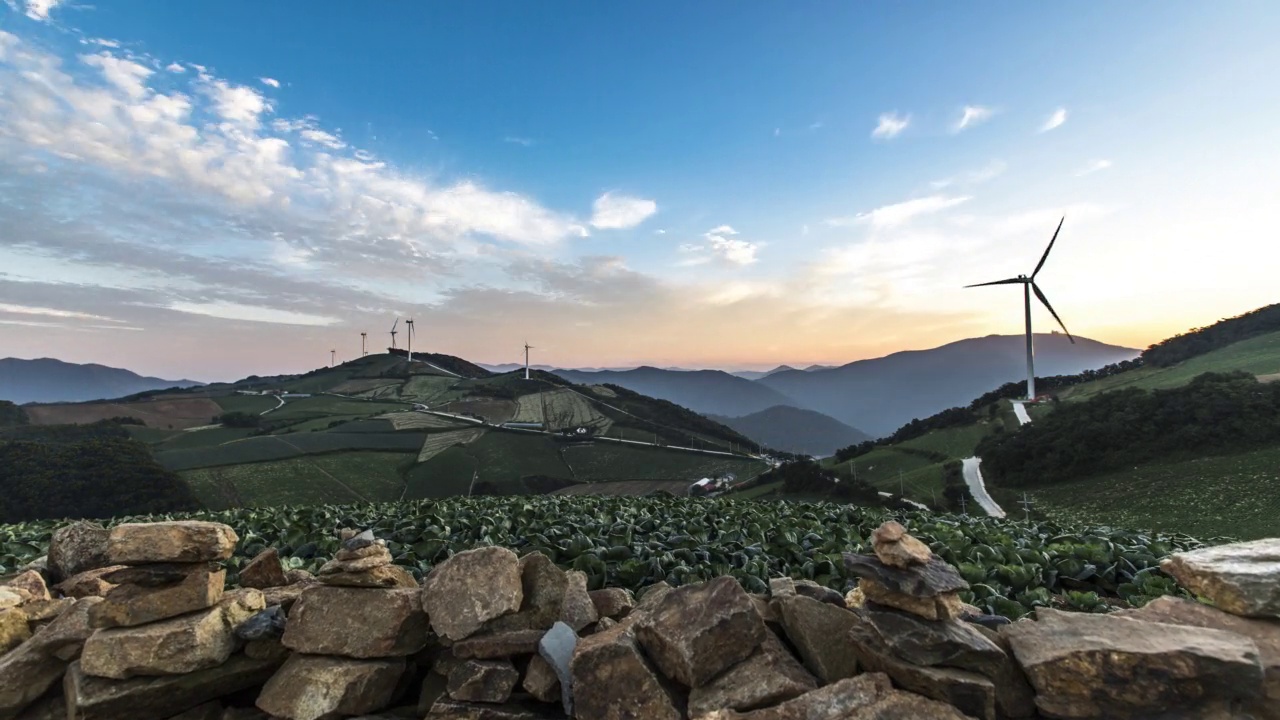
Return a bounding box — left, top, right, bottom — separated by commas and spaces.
1004, 607, 1265, 719
0, 587, 26, 610
0, 608, 31, 653
570, 623, 681, 720
6, 571, 50, 602
521, 655, 560, 703
317, 546, 392, 575
776, 594, 859, 684
167, 701, 223, 720
243, 637, 289, 663
422, 547, 522, 641
1160, 538, 1280, 619
22, 598, 75, 623
453, 630, 544, 660
842, 553, 968, 597
697, 672, 971, 720
750, 595, 779, 627
89, 565, 225, 629
29, 596, 102, 662
483, 553, 569, 633
431, 647, 464, 678
871, 521, 933, 568
335, 542, 386, 562
595, 616, 616, 631
588, 587, 633, 619
447, 660, 519, 703
79, 590, 263, 679
281, 585, 428, 658
426, 697, 567, 718
106, 522, 238, 565
688, 630, 817, 717
283, 568, 313, 585
12, 694, 64, 720
238, 549, 287, 589
317, 564, 417, 589
1117, 595, 1280, 719
255, 654, 405, 720
260, 583, 309, 612
635, 581, 672, 611
860, 578, 962, 621
560, 571, 598, 632
768, 577, 796, 598
53, 566, 127, 599
48, 521, 110, 583
635, 575, 767, 688
0, 597, 95, 716
62, 655, 280, 720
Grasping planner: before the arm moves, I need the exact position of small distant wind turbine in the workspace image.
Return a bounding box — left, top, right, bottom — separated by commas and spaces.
330, 349, 336, 367
405, 319, 416, 362
965, 216, 1074, 400
524, 342, 534, 380
360, 332, 367, 357
389, 318, 399, 350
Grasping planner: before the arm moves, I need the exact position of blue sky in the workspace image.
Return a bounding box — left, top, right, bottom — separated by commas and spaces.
1, 1, 1277, 380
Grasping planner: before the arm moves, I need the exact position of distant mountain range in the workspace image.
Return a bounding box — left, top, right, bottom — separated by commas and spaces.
759, 334, 1138, 437
551, 366, 799, 417
0, 358, 203, 404
708, 405, 871, 457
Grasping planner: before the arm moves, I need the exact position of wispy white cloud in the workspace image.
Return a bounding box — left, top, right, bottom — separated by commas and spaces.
871, 112, 910, 139
1040, 107, 1067, 133
0, 302, 119, 322
167, 301, 340, 326
826, 195, 971, 230
165, 62, 184, 73
953, 105, 994, 133
503, 136, 533, 147
23, 0, 62, 21
808, 120, 824, 131
87, 38, 120, 48
704, 226, 759, 266
300, 128, 345, 150
1076, 159, 1113, 176
259, 77, 280, 88
589, 192, 657, 230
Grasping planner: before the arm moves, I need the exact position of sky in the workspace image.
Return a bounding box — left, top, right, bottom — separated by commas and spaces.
1, 1, 1278, 382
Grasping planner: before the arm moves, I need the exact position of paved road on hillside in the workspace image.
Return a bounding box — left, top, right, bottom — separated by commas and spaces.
962, 457, 1006, 518
1011, 401, 1031, 425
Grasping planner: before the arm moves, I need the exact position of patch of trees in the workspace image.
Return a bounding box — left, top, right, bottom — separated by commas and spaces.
939, 460, 974, 513
597, 384, 755, 449
975, 371, 1280, 486
0, 400, 28, 427
0, 421, 201, 523
760, 459, 884, 505
217, 411, 261, 428
1141, 303, 1280, 367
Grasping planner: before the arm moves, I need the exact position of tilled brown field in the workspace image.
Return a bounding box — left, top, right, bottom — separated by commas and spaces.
24, 398, 225, 430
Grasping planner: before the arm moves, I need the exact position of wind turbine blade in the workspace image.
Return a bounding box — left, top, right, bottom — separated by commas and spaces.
1032, 282, 1074, 343
391, 318, 398, 332
1032, 216, 1065, 279
963, 278, 1024, 288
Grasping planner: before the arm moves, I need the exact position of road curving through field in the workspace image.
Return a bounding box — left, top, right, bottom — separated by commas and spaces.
961, 457, 1006, 518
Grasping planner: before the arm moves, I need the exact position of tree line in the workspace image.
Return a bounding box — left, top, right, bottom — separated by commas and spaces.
975, 371, 1280, 486
1141, 302, 1280, 367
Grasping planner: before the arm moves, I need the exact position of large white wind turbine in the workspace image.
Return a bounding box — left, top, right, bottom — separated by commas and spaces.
965, 216, 1074, 400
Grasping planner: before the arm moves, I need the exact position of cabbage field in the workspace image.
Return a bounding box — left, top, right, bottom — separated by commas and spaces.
0, 496, 1206, 619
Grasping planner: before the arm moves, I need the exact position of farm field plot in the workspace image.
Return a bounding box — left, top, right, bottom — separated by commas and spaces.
563, 442, 766, 482
24, 397, 224, 430
1061, 330, 1280, 401
468, 432, 574, 490
157, 431, 427, 471
511, 389, 609, 431
825, 447, 944, 502
268, 396, 411, 422
180, 450, 411, 509
442, 398, 518, 424
329, 379, 402, 395
553, 479, 691, 496
400, 376, 461, 404
326, 418, 397, 433
896, 423, 993, 459
213, 395, 280, 415
125, 426, 182, 444
1028, 446, 1280, 541
404, 446, 478, 499
417, 428, 486, 463
157, 427, 257, 451
380, 412, 464, 430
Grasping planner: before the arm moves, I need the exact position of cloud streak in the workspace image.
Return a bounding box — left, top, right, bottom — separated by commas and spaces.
1040, 107, 1067, 132
589, 192, 657, 229
953, 105, 994, 132
827, 195, 971, 229
871, 112, 910, 139
1076, 159, 1113, 176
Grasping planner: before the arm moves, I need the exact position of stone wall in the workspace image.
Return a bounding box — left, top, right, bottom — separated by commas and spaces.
1, 519, 1276, 720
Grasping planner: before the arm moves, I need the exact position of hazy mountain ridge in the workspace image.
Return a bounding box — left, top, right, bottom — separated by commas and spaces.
551, 366, 800, 417
0, 357, 203, 404
708, 405, 872, 457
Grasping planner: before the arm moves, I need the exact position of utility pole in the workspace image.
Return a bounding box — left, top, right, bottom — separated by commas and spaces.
959, 495, 968, 515
1020, 492, 1035, 521
898, 471, 904, 496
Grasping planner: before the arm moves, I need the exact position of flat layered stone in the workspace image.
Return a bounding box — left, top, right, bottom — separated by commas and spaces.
80, 591, 263, 679
317, 565, 417, 589
1004, 607, 1265, 719
560, 571, 598, 632
63, 655, 281, 720
860, 580, 962, 621
1160, 538, 1280, 618
255, 654, 405, 720
521, 655, 560, 703
635, 581, 672, 612
793, 580, 847, 607
697, 672, 971, 719
871, 520, 933, 568
106, 522, 237, 565
317, 546, 392, 575
1117, 595, 1280, 719
538, 621, 577, 716
483, 553, 570, 633
687, 630, 817, 717
53, 566, 127, 599
238, 549, 287, 589
7, 571, 50, 602
281, 586, 428, 658
447, 660, 519, 703
48, 521, 110, 583
89, 565, 224, 628
0, 587, 26, 610
426, 697, 567, 719
260, 582, 310, 612
22, 598, 75, 623
776, 594, 859, 684
842, 553, 967, 597
0, 597, 102, 718
635, 575, 767, 688
336, 542, 386, 562
422, 547, 522, 641
769, 577, 796, 598
570, 623, 681, 720
0, 608, 30, 653
453, 630, 544, 659
587, 587, 633, 619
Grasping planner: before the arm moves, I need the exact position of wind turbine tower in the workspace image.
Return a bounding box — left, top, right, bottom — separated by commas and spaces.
405, 319, 416, 362
360, 332, 367, 357
330, 349, 336, 367
389, 318, 399, 350
965, 216, 1075, 400
524, 342, 534, 380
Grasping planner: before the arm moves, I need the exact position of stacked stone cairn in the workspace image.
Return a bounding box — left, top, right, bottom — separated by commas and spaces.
2, 518, 1279, 719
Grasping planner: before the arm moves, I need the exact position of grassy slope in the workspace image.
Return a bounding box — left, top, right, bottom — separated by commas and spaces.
182, 451, 413, 509
213, 395, 280, 415
1029, 446, 1280, 541
563, 442, 768, 483
405, 446, 478, 499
